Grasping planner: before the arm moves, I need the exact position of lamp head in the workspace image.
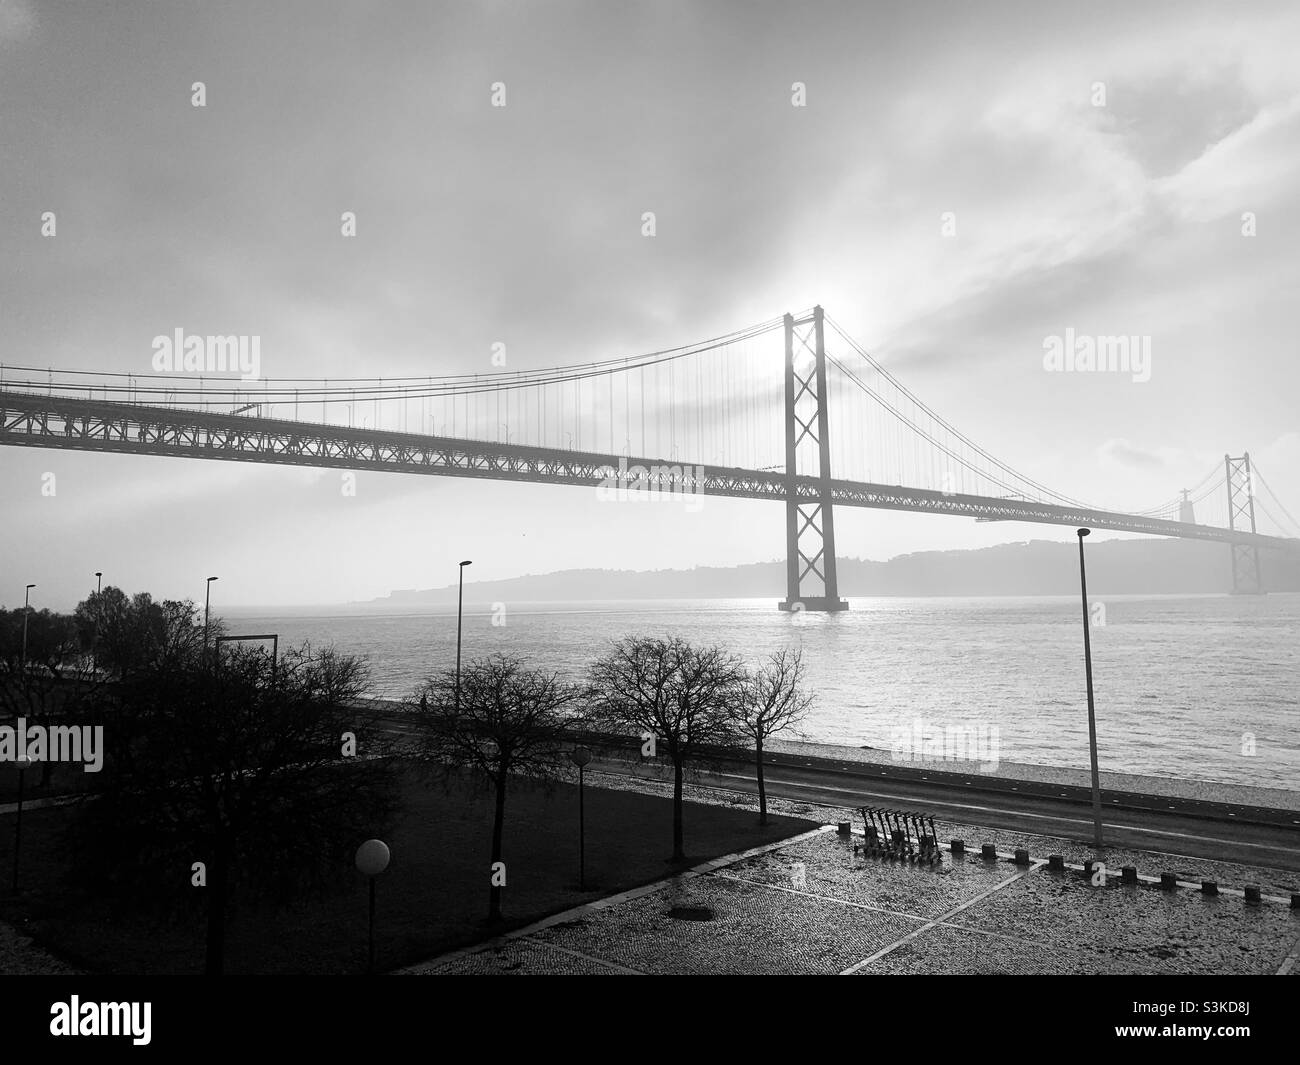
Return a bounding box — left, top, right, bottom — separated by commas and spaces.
355, 839, 391, 877
459, 560, 473, 567
1077, 528, 1090, 538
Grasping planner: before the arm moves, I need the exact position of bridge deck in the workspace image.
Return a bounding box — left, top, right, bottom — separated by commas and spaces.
2, 389, 1294, 551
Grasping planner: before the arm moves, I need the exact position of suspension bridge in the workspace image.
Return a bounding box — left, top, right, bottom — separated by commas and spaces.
2, 307, 1297, 606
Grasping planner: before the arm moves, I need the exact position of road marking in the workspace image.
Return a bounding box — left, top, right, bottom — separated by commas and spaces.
714, 870, 936, 923
711, 773, 1295, 854
840, 861, 1046, 974
518, 936, 645, 975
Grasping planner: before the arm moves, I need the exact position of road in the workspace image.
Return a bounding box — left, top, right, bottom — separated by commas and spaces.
598, 750, 1300, 873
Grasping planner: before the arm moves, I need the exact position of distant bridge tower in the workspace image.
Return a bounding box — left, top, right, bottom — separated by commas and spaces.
779, 306, 848, 613
1178, 489, 1195, 524
1225, 453, 1264, 595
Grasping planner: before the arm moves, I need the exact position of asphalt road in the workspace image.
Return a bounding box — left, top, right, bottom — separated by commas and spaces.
600, 751, 1300, 873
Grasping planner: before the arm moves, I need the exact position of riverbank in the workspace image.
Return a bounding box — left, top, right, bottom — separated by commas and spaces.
364, 697, 1300, 812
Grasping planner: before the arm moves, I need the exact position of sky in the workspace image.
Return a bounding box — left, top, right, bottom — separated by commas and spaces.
2, 0, 1298, 610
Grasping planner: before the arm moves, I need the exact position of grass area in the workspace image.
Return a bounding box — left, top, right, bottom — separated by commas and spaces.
0, 758, 95, 803
0, 765, 814, 974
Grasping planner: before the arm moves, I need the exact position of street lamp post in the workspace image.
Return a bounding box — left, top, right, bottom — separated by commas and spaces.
1076, 529, 1104, 850
568, 748, 592, 890
455, 560, 472, 712
20, 584, 35, 670
355, 839, 391, 975
203, 576, 219, 662
92, 572, 103, 673
11, 756, 30, 894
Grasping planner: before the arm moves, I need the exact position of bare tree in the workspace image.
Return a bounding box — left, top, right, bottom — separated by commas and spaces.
587, 635, 743, 862
0, 607, 98, 787
73, 587, 213, 682
412, 653, 579, 923
729, 647, 814, 825
71, 639, 400, 975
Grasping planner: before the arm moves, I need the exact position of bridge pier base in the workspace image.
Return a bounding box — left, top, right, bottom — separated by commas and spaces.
778, 597, 849, 613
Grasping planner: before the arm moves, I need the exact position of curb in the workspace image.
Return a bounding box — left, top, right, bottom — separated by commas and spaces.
394, 825, 832, 974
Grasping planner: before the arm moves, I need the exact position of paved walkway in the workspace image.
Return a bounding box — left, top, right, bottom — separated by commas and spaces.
401, 825, 1300, 975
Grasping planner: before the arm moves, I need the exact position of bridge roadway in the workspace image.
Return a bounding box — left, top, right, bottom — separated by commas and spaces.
2, 389, 1296, 551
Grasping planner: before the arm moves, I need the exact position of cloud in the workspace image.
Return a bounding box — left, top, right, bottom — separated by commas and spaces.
0, 0, 35, 44
1097, 439, 1169, 471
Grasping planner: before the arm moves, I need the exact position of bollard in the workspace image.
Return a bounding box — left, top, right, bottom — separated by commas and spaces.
1244, 886, 1261, 905
950, 839, 965, 856
1292, 893, 1299, 910
981, 843, 997, 861
1013, 848, 1030, 867
837, 821, 851, 836
1121, 866, 1138, 885
1048, 854, 1065, 872
1083, 860, 1097, 880
1159, 873, 1178, 891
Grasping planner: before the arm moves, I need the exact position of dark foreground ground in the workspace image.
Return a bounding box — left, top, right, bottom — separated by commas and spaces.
0, 768, 811, 974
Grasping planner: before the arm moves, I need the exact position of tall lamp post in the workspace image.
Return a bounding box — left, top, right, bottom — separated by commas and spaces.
91, 572, 103, 673
1076, 529, 1104, 850
355, 839, 390, 975
569, 748, 592, 890
20, 584, 35, 670
455, 560, 472, 712
203, 576, 219, 662
11, 756, 30, 894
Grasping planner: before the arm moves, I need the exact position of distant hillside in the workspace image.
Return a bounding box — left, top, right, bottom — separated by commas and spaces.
367, 537, 1300, 604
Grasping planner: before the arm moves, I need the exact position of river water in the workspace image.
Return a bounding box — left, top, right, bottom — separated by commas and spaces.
226, 593, 1299, 791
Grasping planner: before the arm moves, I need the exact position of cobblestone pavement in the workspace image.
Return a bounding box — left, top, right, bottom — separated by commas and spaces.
403, 773, 1300, 976
0, 918, 81, 975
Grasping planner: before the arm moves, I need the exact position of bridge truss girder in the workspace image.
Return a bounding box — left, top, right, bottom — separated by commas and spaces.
2, 390, 1297, 559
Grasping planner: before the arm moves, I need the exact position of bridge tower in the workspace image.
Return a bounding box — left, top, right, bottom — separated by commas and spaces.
778, 306, 848, 613
1177, 489, 1195, 524
1225, 453, 1264, 595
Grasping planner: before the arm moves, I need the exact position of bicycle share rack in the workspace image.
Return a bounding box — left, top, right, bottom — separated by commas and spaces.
855, 806, 943, 866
